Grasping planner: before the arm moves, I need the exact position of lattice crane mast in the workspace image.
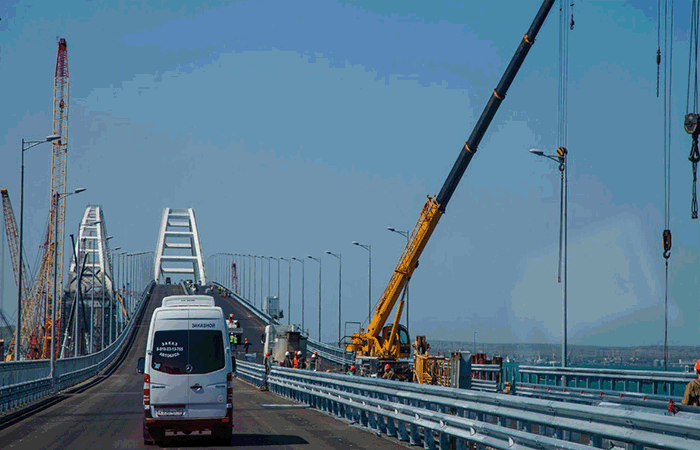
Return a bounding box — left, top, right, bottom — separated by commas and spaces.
1, 39, 70, 361
42, 38, 70, 360
1, 188, 32, 360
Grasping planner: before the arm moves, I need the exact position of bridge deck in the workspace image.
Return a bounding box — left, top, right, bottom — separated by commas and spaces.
0, 284, 405, 449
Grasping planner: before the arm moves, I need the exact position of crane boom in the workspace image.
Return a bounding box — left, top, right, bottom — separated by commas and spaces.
350, 0, 556, 361
47, 38, 69, 359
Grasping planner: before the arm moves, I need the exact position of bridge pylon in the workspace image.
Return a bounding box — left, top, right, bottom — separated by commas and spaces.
154, 208, 206, 285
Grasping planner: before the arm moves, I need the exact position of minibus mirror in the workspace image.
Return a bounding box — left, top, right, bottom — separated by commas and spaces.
137, 357, 145, 374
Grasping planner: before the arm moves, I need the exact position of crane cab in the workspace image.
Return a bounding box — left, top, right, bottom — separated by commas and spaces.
380, 323, 411, 359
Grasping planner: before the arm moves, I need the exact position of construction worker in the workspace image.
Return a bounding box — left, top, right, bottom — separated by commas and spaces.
282, 351, 293, 368
382, 363, 396, 380
293, 352, 299, 369
296, 350, 306, 370
310, 351, 318, 371
243, 337, 250, 353
682, 360, 700, 406
347, 365, 356, 375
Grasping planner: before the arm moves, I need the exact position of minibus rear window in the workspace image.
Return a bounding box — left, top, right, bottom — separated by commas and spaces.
152, 330, 188, 374
189, 330, 225, 374
151, 329, 225, 375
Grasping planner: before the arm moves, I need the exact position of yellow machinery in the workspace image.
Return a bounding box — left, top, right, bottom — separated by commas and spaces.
345, 0, 556, 381
412, 336, 451, 386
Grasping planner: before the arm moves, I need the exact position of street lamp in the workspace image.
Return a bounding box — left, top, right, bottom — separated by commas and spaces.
292, 257, 305, 332
49, 187, 85, 377
269, 256, 280, 313
325, 251, 342, 347
280, 257, 291, 325
266, 256, 271, 303
530, 146, 568, 367
387, 226, 410, 337
101, 235, 113, 351
15, 134, 61, 361
108, 246, 121, 346
307, 255, 322, 341
352, 241, 372, 324
473, 330, 477, 355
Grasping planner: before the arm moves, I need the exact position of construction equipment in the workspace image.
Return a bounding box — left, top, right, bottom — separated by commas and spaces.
2, 39, 70, 361
262, 324, 307, 364
412, 336, 451, 386
344, 0, 556, 381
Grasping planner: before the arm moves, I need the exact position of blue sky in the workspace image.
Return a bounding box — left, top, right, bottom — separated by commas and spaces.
1, 0, 698, 348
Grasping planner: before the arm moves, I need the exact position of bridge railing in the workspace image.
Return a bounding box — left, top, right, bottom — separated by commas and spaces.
0, 280, 155, 416
236, 359, 700, 450
516, 365, 693, 402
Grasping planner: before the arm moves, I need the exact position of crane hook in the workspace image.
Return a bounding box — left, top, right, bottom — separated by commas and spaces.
662, 229, 672, 259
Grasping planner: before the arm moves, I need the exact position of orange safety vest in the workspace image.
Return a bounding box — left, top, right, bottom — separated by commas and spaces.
293, 356, 299, 369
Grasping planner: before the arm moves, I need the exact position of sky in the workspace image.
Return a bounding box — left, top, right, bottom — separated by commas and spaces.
1, 0, 699, 350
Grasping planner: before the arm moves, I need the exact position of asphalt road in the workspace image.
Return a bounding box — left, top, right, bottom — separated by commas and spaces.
0, 284, 406, 450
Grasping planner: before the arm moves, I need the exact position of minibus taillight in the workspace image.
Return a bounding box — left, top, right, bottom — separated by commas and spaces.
227, 372, 233, 403
143, 373, 150, 406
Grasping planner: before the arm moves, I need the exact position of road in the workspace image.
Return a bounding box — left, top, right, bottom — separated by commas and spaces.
0, 284, 406, 449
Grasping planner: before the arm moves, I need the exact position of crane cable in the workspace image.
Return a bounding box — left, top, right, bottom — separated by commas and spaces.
658, 0, 662, 97
556, 0, 572, 284
660, 0, 674, 372
686, 0, 700, 220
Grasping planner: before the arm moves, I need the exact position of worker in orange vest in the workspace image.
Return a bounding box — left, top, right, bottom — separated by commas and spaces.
293, 352, 299, 369
244, 337, 250, 353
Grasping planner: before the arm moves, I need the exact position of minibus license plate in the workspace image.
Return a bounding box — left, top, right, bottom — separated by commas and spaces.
157, 407, 185, 417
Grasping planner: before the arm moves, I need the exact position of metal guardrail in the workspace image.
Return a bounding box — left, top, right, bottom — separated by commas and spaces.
0, 280, 155, 415
517, 365, 694, 401
236, 359, 700, 450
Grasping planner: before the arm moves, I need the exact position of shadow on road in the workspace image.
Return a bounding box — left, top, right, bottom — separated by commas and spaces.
156, 434, 309, 447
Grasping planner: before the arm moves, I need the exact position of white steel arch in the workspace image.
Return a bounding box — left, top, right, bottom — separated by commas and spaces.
67, 205, 114, 294
154, 208, 206, 285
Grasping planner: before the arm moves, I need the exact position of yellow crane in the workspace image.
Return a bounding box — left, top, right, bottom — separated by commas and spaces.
345, 0, 556, 381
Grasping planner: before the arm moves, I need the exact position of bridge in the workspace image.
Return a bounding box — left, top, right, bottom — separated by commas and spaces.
2, 2, 700, 448
1, 206, 698, 449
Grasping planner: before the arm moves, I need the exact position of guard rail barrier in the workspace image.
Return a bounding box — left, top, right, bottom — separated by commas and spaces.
0, 280, 155, 416
236, 360, 700, 450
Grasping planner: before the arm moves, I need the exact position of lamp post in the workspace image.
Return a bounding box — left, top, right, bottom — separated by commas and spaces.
118, 251, 127, 335
252, 255, 257, 308
473, 330, 477, 355
325, 251, 342, 347
352, 242, 372, 324
530, 147, 568, 368
387, 227, 410, 337
15, 134, 61, 361
266, 256, 271, 304
108, 246, 121, 345
101, 235, 113, 351
269, 256, 280, 314
257, 255, 264, 308
307, 255, 322, 341
247, 255, 252, 303
280, 257, 291, 325
49, 187, 85, 377
292, 257, 305, 332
